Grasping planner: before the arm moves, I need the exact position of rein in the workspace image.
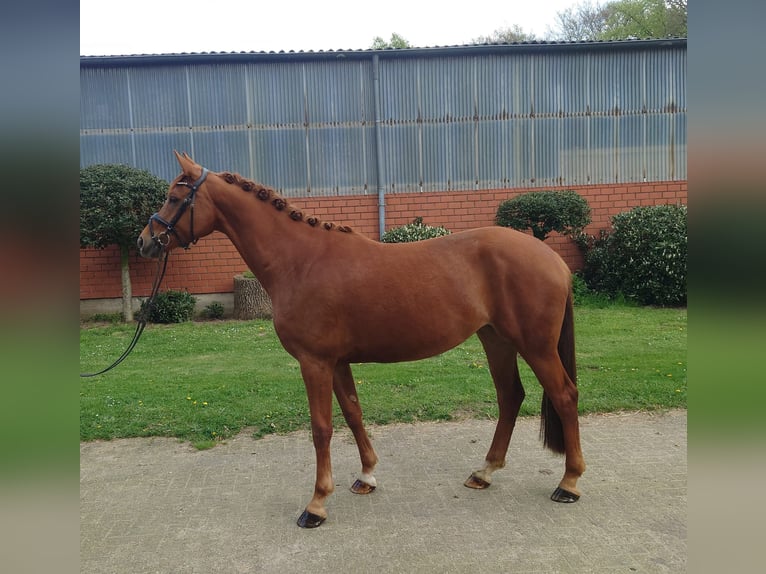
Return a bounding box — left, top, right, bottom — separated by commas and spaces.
80, 248, 170, 377
80, 167, 208, 377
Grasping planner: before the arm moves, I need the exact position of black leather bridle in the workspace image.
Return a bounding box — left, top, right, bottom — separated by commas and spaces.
148, 167, 209, 250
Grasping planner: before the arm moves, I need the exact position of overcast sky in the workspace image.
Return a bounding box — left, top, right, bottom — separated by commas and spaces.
80, 0, 580, 56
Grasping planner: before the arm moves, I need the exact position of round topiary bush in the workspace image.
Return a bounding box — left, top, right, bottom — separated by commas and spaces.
80, 163, 169, 322
495, 190, 591, 241
381, 217, 451, 243
583, 204, 687, 306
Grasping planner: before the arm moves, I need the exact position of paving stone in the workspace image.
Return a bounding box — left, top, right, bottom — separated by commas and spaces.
81, 410, 686, 573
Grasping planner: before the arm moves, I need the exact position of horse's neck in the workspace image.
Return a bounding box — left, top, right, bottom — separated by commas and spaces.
213, 191, 319, 292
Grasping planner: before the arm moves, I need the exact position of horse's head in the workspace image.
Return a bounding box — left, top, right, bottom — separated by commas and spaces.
137, 151, 216, 258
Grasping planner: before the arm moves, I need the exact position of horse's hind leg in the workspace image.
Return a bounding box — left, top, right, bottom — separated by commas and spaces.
333, 363, 379, 494
525, 352, 585, 501
465, 326, 525, 489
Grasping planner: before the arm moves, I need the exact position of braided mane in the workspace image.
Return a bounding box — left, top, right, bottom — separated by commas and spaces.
220, 172, 352, 233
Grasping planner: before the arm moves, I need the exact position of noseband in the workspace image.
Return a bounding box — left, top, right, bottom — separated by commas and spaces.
148, 167, 209, 249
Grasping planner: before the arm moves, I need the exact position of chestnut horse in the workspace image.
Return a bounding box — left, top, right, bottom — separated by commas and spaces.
137, 151, 585, 528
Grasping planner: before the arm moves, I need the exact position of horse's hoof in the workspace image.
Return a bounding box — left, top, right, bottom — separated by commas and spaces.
297, 509, 326, 528
464, 473, 491, 489
550, 486, 580, 503
351, 479, 376, 495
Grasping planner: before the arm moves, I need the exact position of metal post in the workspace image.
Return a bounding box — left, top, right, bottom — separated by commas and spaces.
373, 54, 386, 240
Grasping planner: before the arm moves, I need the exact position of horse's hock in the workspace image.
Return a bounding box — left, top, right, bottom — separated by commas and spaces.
233, 274, 272, 319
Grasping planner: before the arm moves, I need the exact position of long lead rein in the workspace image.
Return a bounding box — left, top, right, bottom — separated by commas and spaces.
80, 249, 170, 378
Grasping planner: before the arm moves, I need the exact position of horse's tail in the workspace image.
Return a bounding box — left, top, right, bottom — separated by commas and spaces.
540, 290, 577, 455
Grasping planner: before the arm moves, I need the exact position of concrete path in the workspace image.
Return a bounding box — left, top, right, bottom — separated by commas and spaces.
80, 410, 686, 573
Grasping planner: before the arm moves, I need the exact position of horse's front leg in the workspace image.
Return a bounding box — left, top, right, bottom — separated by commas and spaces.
333, 363, 378, 494
297, 358, 335, 528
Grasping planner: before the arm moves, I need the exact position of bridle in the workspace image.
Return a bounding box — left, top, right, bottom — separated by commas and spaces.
80, 167, 209, 377
148, 167, 209, 250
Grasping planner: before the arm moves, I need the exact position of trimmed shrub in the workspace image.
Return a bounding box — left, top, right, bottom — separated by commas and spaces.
201, 301, 225, 320
139, 290, 197, 323
496, 190, 591, 241
583, 204, 687, 306
381, 217, 451, 243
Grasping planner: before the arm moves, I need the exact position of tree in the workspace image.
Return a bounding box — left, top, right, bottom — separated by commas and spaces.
600, 0, 687, 39
371, 33, 412, 50
547, 1, 612, 41
80, 164, 169, 322
548, 0, 687, 41
495, 190, 591, 241
471, 24, 537, 44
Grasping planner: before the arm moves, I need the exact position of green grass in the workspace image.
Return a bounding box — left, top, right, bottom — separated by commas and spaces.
80, 305, 686, 448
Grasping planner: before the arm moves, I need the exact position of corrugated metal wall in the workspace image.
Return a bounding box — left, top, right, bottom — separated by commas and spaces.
80, 41, 686, 197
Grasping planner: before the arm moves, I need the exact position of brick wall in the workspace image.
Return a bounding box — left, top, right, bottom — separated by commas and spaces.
79, 181, 687, 299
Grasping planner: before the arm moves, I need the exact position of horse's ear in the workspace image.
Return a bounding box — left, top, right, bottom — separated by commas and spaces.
173, 150, 199, 177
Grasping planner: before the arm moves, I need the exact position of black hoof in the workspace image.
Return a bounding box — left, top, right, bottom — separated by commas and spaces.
297, 509, 326, 528
550, 486, 580, 503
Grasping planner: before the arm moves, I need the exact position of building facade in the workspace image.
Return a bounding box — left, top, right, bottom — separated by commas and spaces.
80, 39, 687, 313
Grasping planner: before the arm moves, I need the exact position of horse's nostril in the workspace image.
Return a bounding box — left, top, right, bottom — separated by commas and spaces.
137, 236, 144, 249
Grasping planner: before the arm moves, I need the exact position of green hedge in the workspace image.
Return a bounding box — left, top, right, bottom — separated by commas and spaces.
583, 204, 687, 306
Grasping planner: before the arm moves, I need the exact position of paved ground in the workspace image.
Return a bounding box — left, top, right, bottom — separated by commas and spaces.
80, 409, 686, 573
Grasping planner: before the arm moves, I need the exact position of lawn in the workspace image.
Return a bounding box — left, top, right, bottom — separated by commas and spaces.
79, 304, 686, 448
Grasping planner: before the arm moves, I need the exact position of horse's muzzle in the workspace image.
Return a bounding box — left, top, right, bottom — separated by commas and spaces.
137, 233, 163, 259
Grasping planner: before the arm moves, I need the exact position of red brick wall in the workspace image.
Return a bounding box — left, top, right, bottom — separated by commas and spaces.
80, 181, 687, 299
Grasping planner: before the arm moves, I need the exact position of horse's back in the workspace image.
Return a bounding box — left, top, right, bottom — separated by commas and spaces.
411, 226, 571, 284
274, 225, 571, 363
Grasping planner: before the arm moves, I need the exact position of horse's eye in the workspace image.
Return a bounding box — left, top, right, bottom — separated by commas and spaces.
168, 196, 179, 204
